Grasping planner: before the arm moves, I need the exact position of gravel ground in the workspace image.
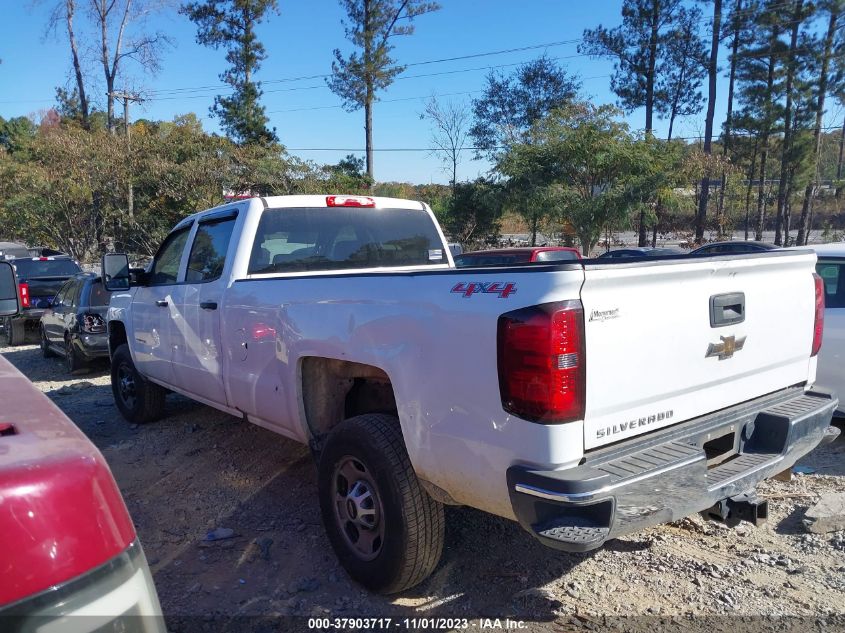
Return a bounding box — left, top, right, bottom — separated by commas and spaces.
3, 341, 845, 631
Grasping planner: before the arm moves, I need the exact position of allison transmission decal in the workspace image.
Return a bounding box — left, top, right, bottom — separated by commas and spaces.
450, 282, 517, 298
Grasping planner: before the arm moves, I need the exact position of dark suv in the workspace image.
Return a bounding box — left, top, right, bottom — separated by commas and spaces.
2, 256, 82, 346
40, 273, 111, 373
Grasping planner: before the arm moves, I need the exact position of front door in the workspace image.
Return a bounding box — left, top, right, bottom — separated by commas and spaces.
130, 225, 192, 386
173, 211, 239, 406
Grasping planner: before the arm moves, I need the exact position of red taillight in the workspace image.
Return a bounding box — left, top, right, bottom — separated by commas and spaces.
326, 195, 375, 208
19, 282, 30, 308
812, 273, 824, 357
497, 301, 585, 423
81, 313, 106, 334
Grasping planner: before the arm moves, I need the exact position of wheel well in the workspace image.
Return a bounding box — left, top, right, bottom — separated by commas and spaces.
108, 321, 127, 359
301, 357, 398, 441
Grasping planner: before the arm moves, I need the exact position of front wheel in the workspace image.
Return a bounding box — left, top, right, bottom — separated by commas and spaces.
110, 344, 165, 424
317, 414, 444, 594
40, 327, 56, 358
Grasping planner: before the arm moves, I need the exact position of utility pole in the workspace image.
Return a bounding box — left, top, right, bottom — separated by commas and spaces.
107, 91, 143, 220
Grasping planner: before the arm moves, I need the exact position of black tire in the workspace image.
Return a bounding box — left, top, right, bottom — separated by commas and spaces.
40, 326, 56, 358
317, 413, 444, 594
110, 343, 165, 424
3, 317, 25, 346
65, 336, 86, 374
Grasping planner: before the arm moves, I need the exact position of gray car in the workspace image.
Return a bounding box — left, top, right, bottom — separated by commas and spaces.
39, 273, 111, 373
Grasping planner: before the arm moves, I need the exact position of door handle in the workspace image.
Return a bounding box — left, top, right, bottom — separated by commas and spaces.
200, 301, 218, 311
155, 300, 169, 307
710, 292, 745, 327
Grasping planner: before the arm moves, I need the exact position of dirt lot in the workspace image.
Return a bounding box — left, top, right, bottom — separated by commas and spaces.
3, 341, 845, 631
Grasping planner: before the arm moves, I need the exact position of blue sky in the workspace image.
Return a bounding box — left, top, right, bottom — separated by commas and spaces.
1, 1, 837, 184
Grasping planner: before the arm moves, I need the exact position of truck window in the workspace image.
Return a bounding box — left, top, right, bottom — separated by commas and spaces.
88, 279, 111, 307
149, 227, 191, 286
817, 260, 844, 308
248, 207, 447, 274
11, 259, 81, 278
534, 250, 579, 262
186, 217, 237, 282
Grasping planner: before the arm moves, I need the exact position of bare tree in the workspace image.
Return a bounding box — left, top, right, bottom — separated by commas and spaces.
421, 96, 470, 195
88, 0, 170, 132
46, 0, 91, 128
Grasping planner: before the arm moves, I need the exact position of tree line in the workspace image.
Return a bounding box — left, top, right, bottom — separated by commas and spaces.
1, 0, 845, 259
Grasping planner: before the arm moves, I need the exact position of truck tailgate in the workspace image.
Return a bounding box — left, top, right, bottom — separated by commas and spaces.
580, 250, 817, 450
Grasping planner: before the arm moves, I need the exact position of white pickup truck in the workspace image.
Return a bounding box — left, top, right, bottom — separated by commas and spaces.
102, 195, 838, 594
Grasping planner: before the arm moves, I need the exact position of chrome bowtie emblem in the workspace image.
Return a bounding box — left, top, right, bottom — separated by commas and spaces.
706, 335, 746, 360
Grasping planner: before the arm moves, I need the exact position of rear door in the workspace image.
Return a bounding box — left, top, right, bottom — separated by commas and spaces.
44, 280, 74, 343
580, 251, 818, 449
174, 210, 238, 406
131, 225, 192, 386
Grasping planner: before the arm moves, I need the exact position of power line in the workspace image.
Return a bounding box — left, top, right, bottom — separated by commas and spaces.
281, 123, 845, 152
265, 74, 612, 116
144, 38, 583, 97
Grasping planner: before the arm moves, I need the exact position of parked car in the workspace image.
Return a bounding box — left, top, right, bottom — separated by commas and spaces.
454, 246, 581, 267
807, 243, 845, 421
597, 246, 684, 258
690, 241, 778, 255
0, 261, 164, 631
102, 194, 836, 594
40, 273, 111, 373
2, 255, 82, 346
0, 241, 30, 260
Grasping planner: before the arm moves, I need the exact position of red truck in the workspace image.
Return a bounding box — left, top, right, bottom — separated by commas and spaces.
0, 261, 164, 631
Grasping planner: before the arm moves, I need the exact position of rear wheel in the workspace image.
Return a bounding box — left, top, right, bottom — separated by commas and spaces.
317, 414, 444, 594
40, 326, 56, 358
65, 336, 86, 374
110, 344, 165, 424
3, 317, 25, 346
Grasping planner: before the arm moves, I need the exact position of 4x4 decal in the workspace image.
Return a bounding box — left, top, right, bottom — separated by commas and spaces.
450, 282, 517, 298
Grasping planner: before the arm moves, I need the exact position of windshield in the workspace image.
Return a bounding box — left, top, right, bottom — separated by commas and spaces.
11, 259, 81, 278
248, 207, 447, 274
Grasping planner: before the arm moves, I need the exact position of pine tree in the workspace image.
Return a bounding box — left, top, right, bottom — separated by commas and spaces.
695, 0, 723, 244
796, 0, 843, 244
469, 56, 580, 161
774, 0, 813, 245
581, 0, 689, 245
327, 0, 440, 179
735, 0, 787, 240
182, 0, 279, 145
655, 5, 707, 141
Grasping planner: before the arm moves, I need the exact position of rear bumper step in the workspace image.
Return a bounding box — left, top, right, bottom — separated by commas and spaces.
507, 388, 837, 552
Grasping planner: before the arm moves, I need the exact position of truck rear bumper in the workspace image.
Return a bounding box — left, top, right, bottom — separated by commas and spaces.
507, 387, 838, 552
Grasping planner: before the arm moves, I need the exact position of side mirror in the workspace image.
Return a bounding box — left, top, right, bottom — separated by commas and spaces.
0, 261, 20, 317
102, 253, 131, 291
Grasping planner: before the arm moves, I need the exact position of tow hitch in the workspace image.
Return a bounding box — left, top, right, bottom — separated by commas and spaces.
702, 492, 768, 528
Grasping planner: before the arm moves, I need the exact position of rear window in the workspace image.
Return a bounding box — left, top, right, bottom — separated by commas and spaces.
534, 250, 579, 262
88, 279, 111, 307
817, 260, 845, 309
11, 259, 81, 278
454, 253, 531, 267
248, 207, 447, 274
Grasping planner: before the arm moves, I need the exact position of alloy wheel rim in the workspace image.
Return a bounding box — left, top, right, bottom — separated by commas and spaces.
117, 364, 137, 409
332, 455, 385, 561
